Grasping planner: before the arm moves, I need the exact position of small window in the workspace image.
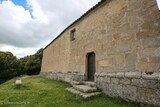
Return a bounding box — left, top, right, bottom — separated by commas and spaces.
70, 29, 76, 41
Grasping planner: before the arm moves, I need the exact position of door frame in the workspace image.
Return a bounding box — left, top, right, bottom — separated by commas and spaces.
85, 52, 96, 81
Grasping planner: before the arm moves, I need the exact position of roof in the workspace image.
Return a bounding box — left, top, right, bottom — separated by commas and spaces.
44, 0, 108, 50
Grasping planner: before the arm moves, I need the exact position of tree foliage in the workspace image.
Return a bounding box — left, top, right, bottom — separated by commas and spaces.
0, 51, 19, 79
0, 48, 43, 82
19, 48, 43, 75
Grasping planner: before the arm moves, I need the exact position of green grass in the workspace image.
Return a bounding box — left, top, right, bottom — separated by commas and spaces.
0, 76, 139, 107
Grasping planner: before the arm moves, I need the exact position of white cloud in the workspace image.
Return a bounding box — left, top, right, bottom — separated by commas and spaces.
0, 0, 100, 58
157, 0, 160, 10
0, 45, 38, 58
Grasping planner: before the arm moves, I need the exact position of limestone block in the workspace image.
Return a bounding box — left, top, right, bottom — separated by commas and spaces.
132, 79, 160, 89
136, 31, 154, 39
99, 72, 107, 77
116, 72, 125, 78
142, 38, 160, 48
110, 78, 119, 84
137, 62, 160, 72
139, 47, 160, 59
115, 37, 132, 53
120, 78, 131, 85
104, 77, 111, 83
142, 10, 160, 22
64, 75, 71, 82
142, 72, 160, 80
125, 53, 137, 71
106, 72, 117, 77
98, 59, 112, 67
115, 54, 125, 66
101, 82, 110, 95
73, 85, 97, 93
137, 88, 160, 106
108, 84, 123, 97
147, 57, 160, 63
125, 72, 141, 78
123, 85, 137, 101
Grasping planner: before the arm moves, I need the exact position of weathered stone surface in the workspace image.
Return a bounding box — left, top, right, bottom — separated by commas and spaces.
98, 60, 111, 67
125, 72, 141, 78
119, 78, 131, 85
82, 81, 96, 87
40, 72, 85, 82
116, 72, 124, 78
71, 81, 81, 85
142, 72, 160, 80
100, 82, 109, 95
115, 54, 126, 68
137, 88, 160, 106
73, 85, 97, 93
106, 72, 117, 77
142, 38, 160, 48
132, 79, 160, 89
123, 85, 137, 101
66, 87, 101, 99
104, 77, 110, 83
110, 78, 119, 84
108, 84, 123, 97
125, 53, 137, 71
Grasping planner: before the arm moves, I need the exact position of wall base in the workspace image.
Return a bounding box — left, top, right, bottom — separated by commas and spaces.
40, 71, 85, 82
95, 71, 160, 106
40, 71, 160, 106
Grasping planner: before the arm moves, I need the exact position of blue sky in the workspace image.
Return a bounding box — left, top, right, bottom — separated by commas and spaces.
0, 0, 28, 9
12, 0, 28, 10
0, 0, 33, 17
12, 0, 33, 17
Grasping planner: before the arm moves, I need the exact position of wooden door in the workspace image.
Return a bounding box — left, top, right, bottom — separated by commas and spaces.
87, 52, 95, 81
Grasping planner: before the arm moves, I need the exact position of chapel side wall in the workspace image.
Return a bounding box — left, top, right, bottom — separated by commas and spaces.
41, 31, 70, 73
68, 0, 160, 74
40, 0, 160, 105
41, 0, 160, 74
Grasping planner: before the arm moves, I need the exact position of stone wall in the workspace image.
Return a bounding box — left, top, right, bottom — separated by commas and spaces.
95, 71, 160, 106
41, 71, 160, 106
41, 0, 160, 74
41, 0, 160, 106
40, 71, 84, 83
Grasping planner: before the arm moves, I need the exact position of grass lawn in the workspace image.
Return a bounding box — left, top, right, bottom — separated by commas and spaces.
0, 76, 139, 107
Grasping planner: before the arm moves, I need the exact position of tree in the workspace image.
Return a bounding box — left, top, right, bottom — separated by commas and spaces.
0, 51, 20, 80
19, 48, 43, 75
0, 48, 43, 83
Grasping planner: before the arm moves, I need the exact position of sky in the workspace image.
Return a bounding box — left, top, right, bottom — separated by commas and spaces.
157, 0, 160, 9
0, 0, 100, 58
0, 0, 160, 58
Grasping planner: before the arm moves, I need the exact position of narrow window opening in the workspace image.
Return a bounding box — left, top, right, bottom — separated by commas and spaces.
70, 29, 76, 41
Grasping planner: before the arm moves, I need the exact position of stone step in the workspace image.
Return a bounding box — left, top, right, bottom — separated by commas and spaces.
73, 85, 97, 93
66, 87, 101, 99
71, 81, 81, 85
82, 81, 96, 87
